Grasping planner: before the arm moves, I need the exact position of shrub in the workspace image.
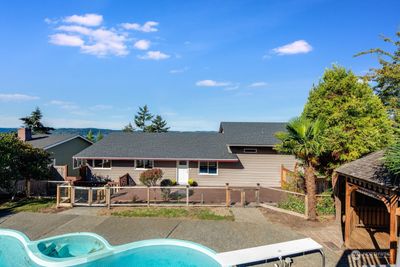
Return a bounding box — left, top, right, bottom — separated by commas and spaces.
139, 169, 163, 186
316, 192, 335, 215
278, 194, 305, 214
188, 179, 198, 186
160, 179, 174, 186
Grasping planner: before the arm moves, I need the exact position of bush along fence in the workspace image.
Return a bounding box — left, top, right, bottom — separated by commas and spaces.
56, 183, 264, 208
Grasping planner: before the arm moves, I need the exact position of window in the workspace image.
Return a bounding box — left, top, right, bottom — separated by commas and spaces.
136, 160, 153, 169
73, 158, 81, 169
243, 148, 257, 153
87, 159, 112, 169
199, 161, 218, 175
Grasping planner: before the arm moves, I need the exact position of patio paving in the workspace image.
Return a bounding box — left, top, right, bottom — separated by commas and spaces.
0, 210, 341, 266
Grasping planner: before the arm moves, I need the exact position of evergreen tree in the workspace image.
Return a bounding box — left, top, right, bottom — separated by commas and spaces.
20, 107, 54, 134
86, 129, 95, 142
149, 115, 170, 133
122, 123, 135, 132
96, 130, 104, 142
355, 31, 400, 126
134, 105, 153, 132
302, 65, 394, 173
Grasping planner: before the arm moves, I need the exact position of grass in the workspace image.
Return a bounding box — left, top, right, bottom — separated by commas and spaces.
110, 207, 234, 221
0, 198, 56, 213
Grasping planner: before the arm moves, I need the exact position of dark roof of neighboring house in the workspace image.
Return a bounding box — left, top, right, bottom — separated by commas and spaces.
27, 134, 91, 149
74, 132, 238, 161
220, 122, 287, 146
336, 151, 395, 187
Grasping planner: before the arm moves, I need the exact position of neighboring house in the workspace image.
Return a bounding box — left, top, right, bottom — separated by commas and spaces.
18, 128, 93, 178
334, 151, 399, 265
73, 122, 296, 187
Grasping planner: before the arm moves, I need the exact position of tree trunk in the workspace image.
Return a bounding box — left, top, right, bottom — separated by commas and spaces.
331, 172, 342, 224
305, 163, 317, 220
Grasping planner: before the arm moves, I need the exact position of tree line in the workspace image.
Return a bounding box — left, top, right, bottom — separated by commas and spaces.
123, 105, 170, 133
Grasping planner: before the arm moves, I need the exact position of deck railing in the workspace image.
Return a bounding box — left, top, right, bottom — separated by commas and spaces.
56, 183, 264, 208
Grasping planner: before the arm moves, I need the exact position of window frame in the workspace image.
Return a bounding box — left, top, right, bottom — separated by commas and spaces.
243, 148, 258, 154
88, 159, 112, 169
198, 161, 218, 175
135, 159, 154, 170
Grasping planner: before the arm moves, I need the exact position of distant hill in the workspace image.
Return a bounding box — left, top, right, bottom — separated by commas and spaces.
0, 128, 119, 136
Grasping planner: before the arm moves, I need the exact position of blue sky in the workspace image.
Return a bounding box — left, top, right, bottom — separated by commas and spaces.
0, 0, 399, 130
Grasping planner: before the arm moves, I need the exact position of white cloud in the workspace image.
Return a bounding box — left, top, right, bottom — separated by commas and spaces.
224, 83, 240, 91
121, 21, 159, 32
57, 25, 92, 35
89, 104, 113, 111
196, 80, 231, 87
248, 81, 268, 88
134, 39, 151, 50
138, 51, 170, 60
271, 40, 312, 55
0, 93, 39, 102
49, 100, 79, 110
80, 28, 128, 57
169, 67, 189, 74
49, 34, 84, 47
64, 14, 103, 27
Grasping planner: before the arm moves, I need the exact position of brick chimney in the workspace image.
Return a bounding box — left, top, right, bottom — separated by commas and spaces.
18, 128, 32, 141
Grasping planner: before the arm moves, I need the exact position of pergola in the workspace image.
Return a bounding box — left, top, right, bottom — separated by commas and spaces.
335, 151, 399, 265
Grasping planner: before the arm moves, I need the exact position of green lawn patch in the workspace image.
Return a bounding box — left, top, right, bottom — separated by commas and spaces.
110, 207, 234, 221
0, 198, 56, 213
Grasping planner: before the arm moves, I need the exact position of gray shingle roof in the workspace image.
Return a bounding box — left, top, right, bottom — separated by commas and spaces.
27, 134, 86, 149
74, 132, 237, 160
336, 151, 394, 187
220, 122, 287, 146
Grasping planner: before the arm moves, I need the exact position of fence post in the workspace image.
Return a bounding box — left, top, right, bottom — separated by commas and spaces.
105, 185, 111, 209
88, 187, 93, 206
225, 183, 230, 207
186, 185, 189, 206
241, 189, 246, 207
304, 194, 309, 218
70, 185, 75, 207
255, 183, 260, 206
56, 185, 60, 208
147, 187, 150, 207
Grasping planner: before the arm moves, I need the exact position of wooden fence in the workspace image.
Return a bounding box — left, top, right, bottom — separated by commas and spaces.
56, 183, 262, 208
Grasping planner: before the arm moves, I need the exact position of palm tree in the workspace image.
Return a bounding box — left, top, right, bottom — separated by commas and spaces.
275, 117, 325, 220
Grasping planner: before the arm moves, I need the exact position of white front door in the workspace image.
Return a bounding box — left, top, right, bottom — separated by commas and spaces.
177, 160, 189, 185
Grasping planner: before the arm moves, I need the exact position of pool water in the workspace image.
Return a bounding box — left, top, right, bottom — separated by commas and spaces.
78, 245, 220, 267
0, 229, 222, 267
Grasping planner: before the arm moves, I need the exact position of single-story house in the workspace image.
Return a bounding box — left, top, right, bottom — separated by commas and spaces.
18, 128, 93, 178
73, 122, 296, 187
335, 150, 399, 265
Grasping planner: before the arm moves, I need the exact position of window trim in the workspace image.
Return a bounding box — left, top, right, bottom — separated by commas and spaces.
198, 161, 218, 176
89, 159, 112, 170
135, 159, 154, 170
243, 148, 257, 154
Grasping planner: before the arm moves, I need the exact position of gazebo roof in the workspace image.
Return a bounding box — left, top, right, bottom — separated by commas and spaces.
336, 150, 396, 188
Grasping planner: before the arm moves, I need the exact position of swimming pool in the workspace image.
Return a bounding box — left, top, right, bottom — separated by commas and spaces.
0, 229, 222, 267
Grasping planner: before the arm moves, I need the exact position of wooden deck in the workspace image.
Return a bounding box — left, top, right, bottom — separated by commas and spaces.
349, 227, 389, 250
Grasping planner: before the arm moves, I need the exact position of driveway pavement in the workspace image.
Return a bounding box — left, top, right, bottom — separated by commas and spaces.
0, 209, 340, 266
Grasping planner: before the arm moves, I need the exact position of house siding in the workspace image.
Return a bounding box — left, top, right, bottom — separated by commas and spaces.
189, 153, 296, 187
46, 138, 92, 177
88, 147, 296, 187
90, 160, 177, 184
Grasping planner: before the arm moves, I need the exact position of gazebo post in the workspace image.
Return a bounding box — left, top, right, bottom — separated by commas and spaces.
344, 177, 357, 247
389, 194, 398, 265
